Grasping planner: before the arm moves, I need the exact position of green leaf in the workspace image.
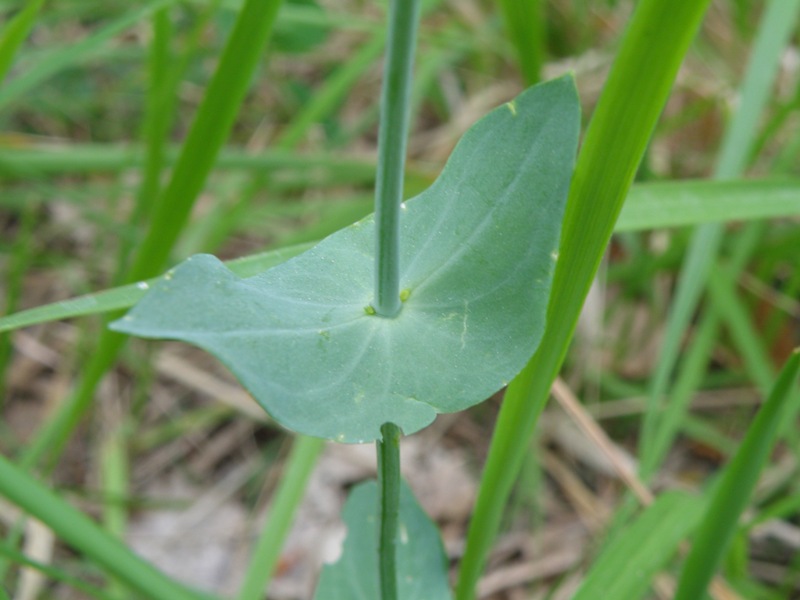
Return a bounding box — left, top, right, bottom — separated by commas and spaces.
110, 76, 580, 442
314, 480, 452, 600
572, 492, 705, 600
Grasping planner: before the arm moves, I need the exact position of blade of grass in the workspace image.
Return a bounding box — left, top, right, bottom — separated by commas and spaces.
0, 199, 35, 402
0, 145, 380, 178
0, 0, 177, 109
497, 0, 544, 85
0, 454, 217, 600
0, 242, 312, 334
20, 0, 285, 472
99, 418, 131, 600
125, 1, 282, 283
275, 33, 385, 149
0, 538, 117, 600
454, 1, 713, 597
674, 350, 800, 600
236, 435, 325, 600
642, 219, 767, 475
191, 6, 384, 255
639, 0, 800, 472
707, 267, 775, 393
616, 179, 800, 232
572, 492, 705, 600
113, 7, 175, 280
130, 0, 228, 260
0, 0, 46, 83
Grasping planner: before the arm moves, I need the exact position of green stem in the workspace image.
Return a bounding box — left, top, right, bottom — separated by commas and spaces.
373, 0, 421, 317
377, 423, 402, 600
236, 436, 324, 600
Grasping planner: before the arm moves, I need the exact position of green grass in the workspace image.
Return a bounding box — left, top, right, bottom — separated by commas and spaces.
1, 1, 800, 599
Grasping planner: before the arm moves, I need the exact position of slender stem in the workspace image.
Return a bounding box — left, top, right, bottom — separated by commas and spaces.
373, 0, 421, 317
377, 422, 402, 600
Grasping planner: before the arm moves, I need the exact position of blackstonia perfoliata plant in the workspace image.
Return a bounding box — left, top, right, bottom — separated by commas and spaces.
110, 74, 579, 599
111, 76, 580, 443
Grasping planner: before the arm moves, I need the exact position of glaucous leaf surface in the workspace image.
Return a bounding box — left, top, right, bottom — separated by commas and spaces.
313, 480, 451, 600
111, 76, 579, 441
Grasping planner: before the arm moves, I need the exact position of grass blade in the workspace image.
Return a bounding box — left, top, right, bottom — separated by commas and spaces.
674, 350, 800, 600
0, 0, 46, 83
114, 8, 175, 279
640, 220, 768, 476
616, 179, 800, 232
20, 0, 286, 471
0, 538, 116, 600
0, 0, 176, 109
572, 492, 705, 600
125, 0, 283, 284
0, 243, 312, 334
707, 266, 775, 394
0, 454, 216, 600
497, 0, 544, 85
236, 436, 324, 600
455, 1, 713, 597
639, 0, 800, 471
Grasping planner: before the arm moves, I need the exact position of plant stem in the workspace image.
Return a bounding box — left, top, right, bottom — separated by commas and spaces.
377, 422, 402, 600
373, 0, 421, 317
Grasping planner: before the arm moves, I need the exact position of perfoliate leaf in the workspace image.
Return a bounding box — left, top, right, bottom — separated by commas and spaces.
313, 480, 452, 600
111, 76, 580, 442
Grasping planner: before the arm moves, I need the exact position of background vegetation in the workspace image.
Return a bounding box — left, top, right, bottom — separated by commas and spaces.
1, 0, 799, 598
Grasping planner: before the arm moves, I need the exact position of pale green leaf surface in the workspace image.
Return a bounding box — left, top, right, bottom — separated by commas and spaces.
111, 76, 580, 441
572, 492, 705, 600
313, 480, 451, 600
